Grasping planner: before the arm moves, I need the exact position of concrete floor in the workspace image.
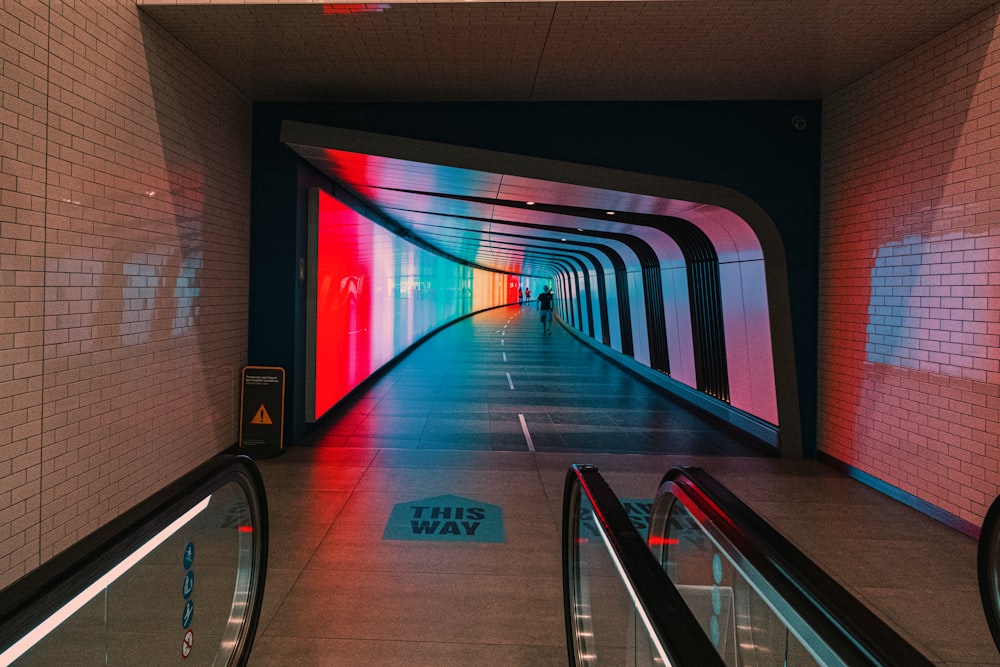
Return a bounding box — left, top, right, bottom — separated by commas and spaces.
248, 305, 999, 666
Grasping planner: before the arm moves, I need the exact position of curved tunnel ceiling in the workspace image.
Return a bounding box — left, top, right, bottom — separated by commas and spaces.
282, 123, 764, 279
282, 121, 796, 452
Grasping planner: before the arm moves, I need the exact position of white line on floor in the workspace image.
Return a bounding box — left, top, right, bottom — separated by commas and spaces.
502, 351, 507, 362
506, 372, 515, 390
519, 413, 535, 452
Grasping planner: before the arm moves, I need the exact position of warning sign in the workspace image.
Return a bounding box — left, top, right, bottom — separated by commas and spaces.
251, 405, 272, 425
181, 629, 194, 659
240, 366, 284, 454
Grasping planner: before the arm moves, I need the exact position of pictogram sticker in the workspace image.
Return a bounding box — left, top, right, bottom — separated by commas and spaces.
250, 404, 273, 425
181, 629, 194, 659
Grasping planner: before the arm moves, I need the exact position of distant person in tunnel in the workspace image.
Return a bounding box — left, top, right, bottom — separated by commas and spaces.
537, 285, 554, 334
525, 287, 531, 302
518, 287, 523, 304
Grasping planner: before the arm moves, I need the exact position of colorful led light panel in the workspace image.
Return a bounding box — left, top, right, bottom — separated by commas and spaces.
311, 190, 520, 419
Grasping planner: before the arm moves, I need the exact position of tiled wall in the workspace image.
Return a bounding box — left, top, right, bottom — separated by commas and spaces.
820, 6, 1000, 527
0, 1, 251, 588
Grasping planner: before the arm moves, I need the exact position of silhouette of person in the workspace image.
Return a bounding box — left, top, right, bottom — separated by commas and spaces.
537, 285, 554, 334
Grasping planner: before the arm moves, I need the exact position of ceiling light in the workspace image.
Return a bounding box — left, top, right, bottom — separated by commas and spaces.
526, 201, 535, 206
605, 211, 615, 215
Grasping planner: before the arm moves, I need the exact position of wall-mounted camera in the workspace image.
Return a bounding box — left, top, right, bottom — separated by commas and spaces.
791, 115, 808, 131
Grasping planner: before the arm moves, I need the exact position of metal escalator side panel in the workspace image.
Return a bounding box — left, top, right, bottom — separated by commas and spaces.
977, 493, 1000, 654
562, 464, 725, 667
649, 466, 936, 667
0, 455, 268, 667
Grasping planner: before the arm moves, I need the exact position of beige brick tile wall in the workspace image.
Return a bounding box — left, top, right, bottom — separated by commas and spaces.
0, 0, 250, 588
820, 6, 1000, 527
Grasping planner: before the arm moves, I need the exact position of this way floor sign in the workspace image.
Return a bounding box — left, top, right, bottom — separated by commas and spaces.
383, 495, 504, 543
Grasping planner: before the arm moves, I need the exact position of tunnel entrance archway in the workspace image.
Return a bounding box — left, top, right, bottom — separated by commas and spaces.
282, 122, 802, 457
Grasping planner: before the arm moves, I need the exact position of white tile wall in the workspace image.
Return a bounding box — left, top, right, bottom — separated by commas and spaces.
0, 0, 251, 588
820, 5, 1000, 526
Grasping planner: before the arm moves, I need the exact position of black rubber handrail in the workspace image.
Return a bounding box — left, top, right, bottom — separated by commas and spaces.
0, 454, 268, 666
654, 466, 935, 667
562, 464, 725, 666
977, 493, 1000, 653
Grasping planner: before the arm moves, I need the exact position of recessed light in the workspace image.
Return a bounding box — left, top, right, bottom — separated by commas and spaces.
605, 211, 615, 215
526, 201, 535, 206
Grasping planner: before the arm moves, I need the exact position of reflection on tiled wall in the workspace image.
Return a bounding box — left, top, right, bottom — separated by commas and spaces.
820, 6, 1000, 527
0, 0, 251, 587
866, 230, 1000, 383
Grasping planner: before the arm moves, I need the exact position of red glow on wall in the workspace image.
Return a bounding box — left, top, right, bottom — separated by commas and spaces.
323, 4, 390, 14
315, 192, 372, 417
507, 278, 521, 304
238, 526, 254, 533
647, 536, 679, 546
310, 189, 524, 421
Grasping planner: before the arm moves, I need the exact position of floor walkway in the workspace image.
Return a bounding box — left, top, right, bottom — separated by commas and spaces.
247, 305, 998, 666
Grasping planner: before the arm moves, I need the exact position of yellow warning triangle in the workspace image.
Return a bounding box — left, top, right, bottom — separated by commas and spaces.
251, 404, 273, 425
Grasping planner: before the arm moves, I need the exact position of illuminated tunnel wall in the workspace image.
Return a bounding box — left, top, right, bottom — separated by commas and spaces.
306, 188, 521, 421
279, 137, 784, 441
518, 199, 778, 430
250, 100, 820, 450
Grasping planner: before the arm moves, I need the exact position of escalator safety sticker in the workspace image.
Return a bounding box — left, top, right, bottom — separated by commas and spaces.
181, 541, 195, 659
383, 495, 504, 543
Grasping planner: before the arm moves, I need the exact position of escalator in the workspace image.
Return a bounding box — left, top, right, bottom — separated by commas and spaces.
978, 493, 1000, 655
563, 464, 936, 666
0, 455, 267, 666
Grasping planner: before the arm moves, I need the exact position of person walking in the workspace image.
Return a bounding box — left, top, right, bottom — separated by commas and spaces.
537, 285, 554, 334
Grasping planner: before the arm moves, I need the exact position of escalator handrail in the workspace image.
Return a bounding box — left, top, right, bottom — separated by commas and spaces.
657, 466, 935, 667
977, 492, 1000, 653
0, 453, 268, 666
563, 464, 725, 666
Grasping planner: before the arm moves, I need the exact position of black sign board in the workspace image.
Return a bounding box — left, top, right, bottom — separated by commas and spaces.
240, 366, 284, 454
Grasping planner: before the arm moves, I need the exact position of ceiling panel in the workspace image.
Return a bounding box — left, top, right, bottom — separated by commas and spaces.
154, 1, 998, 275
140, 1, 996, 101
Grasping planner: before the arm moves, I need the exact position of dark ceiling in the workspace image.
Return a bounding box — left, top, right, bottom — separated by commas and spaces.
139, 1, 995, 102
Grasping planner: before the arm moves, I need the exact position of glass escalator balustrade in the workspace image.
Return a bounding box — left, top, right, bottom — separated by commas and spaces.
563, 464, 725, 667
564, 464, 937, 667
0, 455, 267, 667
649, 498, 820, 667
570, 493, 663, 666
977, 493, 1000, 655
646, 467, 936, 667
